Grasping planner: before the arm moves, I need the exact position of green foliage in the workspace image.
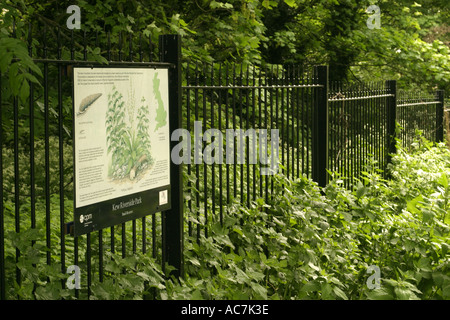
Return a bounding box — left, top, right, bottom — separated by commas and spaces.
2, 0, 448, 96
1, 136, 73, 202
89, 252, 166, 300
351, 1, 449, 94
2, 132, 449, 300
171, 136, 449, 300
0, 4, 42, 104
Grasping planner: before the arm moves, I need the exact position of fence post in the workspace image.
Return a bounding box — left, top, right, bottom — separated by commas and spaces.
312, 65, 329, 188
436, 90, 445, 143
385, 80, 397, 169
160, 34, 184, 278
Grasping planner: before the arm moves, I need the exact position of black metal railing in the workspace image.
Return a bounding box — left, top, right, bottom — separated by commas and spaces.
182, 62, 321, 241
327, 80, 395, 188
397, 89, 445, 149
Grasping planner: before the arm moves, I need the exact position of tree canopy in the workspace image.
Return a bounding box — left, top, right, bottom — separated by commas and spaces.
1, 0, 449, 93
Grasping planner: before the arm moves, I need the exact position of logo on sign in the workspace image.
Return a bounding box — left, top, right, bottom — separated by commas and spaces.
79, 213, 92, 223
159, 190, 168, 205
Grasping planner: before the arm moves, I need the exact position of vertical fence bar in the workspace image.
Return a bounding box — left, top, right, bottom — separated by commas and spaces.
43, 27, 52, 266
57, 27, 67, 288
245, 65, 251, 205
296, 67, 300, 178
374, 83, 378, 173
349, 84, 354, 185
211, 63, 216, 221
225, 65, 230, 205
341, 82, 346, 184
152, 213, 157, 258
301, 78, 306, 176
186, 63, 192, 236
239, 65, 244, 202
232, 65, 237, 199
202, 63, 208, 237
251, 66, 256, 202
245, 65, 250, 207
11, 20, 21, 290
328, 82, 333, 175
258, 67, 263, 197
194, 62, 200, 243
70, 29, 80, 298
264, 66, 269, 200
358, 84, 363, 182
160, 34, 184, 278
312, 66, 329, 188
292, 66, 297, 177
280, 67, 285, 176
28, 24, 36, 233
345, 83, 349, 188
436, 90, 445, 143
291, 66, 295, 179
274, 66, 279, 196
385, 80, 397, 170
218, 64, 223, 226
285, 66, 290, 179
264, 72, 270, 193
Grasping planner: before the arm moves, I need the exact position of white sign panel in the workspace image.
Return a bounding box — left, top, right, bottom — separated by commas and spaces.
73, 67, 170, 214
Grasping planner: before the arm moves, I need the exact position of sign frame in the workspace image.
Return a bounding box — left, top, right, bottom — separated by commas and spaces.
72, 65, 171, 237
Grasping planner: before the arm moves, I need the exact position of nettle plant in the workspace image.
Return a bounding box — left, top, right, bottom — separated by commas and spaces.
106, 85, 154, 181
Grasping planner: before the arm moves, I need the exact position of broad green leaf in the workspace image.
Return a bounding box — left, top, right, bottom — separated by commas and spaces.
301, 281, 320, 292
284, 0, 296, 7
355, 182, 368, 199
234, 266, 250, 284
438, 172, 448, 188
443, 284, 450, 298
407, 195, 423, 214
333, 286, 348, 300
366, 287, 394, 300
250, 282, 267, 299
395, 287, 415, 300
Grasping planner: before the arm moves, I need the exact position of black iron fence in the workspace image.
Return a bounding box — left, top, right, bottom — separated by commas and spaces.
0, 27, 446, 299
181, 62, 445, 241
397, 89, 445, 149
327, 80, 396, 188
0, 26, 182, 299
182, 62, 320, 240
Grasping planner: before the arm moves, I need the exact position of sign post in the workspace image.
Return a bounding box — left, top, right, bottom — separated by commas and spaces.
160, 34, 184, 278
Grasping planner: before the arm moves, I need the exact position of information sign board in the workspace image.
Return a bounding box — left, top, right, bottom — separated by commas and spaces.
72, 66, 171, 236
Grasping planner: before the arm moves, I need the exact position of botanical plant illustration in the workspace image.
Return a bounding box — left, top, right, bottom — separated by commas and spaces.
106, 85, 153, 181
